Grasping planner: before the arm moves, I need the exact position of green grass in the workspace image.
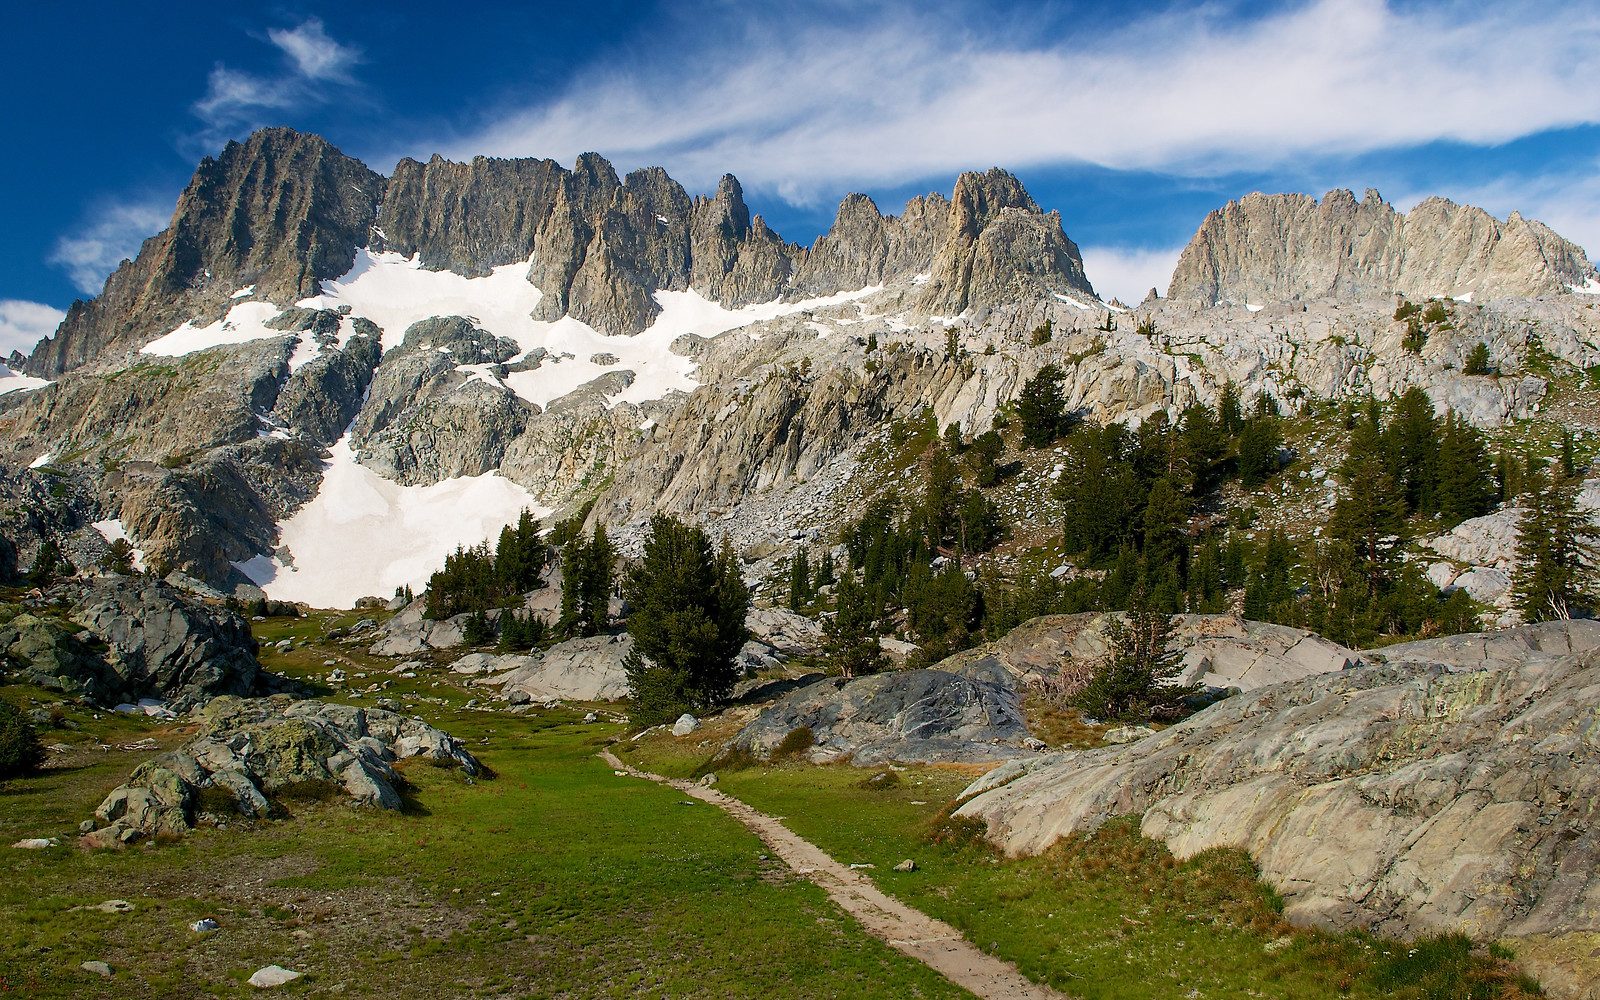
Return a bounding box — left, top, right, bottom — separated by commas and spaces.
626, 742, 1540, 1000
0, 692, 970, 998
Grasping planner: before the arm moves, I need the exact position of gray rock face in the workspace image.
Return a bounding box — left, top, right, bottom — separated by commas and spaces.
28, 128, 384, 377
931, 613, 1356, 693
1168, 188, 1600, 306
2, 579, 268, 708
88, 695, 479, 844
955, 621, 1600, 953
70, 577, 266, 708
479, 632, 632, 703
731, 664, 1035, 766
271, 329, 382, 446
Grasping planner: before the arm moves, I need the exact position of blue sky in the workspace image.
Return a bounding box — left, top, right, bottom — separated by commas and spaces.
4, 0, 1599, 354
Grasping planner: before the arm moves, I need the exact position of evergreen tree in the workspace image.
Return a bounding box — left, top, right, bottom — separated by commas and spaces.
28, 540, 61, 586
1385, 387, 1438, 514
0, 700, 46, 780
904, 562, 982, 665
1057, 424, 1143, 562
1434, 413, 1494, 526
1072, 599, 1194, 722
1018, 364, 1068, 448
1464, 342, 1492, 376
622, 514, 751, 723
1179, 402, 1225, 494
967, 430, 1004, 487
1236, 417, 1283, 487
813, 549, 836, 592
789, 546, 813, 612
558, 526, 616, 638
1218, 381, 1245, 435
822, 574, 887, 678
495, 509, 547, 594
1513, 468, 1599, 621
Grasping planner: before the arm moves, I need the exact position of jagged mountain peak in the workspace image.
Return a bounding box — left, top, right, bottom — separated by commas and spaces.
26, 130, 1096, 375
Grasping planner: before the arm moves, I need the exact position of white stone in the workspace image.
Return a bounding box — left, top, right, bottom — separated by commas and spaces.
248, 965, 304, 988
672, 713, 701, 737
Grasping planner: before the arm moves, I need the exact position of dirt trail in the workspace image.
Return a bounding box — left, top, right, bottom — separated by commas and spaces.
599, 750, 1070, 1000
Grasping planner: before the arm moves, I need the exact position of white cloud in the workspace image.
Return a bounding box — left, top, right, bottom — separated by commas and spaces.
48, 201, 171, 296
1079, 246, 1186, 307
192, 18, 360, 133
451, 0, 1600, 203
0, 300, 67, 358
268, 19, 358, 82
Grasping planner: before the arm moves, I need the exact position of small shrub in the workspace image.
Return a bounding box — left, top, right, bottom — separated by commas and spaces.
273, 779, 339, 803
857, 769, 902, 791
1135, 317, 1158, 338
1422, 299, 1451, 325
771, 726, 815, 760
922, 805, 992, 849
1394, 299, 1422, 321
0, 701, 45, 780
1030, 319, 1053, 346
1465, 342, 1493, 376
197, 784, 242, 815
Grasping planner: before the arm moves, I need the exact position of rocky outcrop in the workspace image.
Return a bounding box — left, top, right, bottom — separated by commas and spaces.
28, 128, 383, 377
1169, 188, 1600, 306
473, 632, 633, 703
0, 579, 270, 708
85, 695, 479, 846
954, 621, 1600, 952
270, 323, 382, 446
731, 659, 1036, 766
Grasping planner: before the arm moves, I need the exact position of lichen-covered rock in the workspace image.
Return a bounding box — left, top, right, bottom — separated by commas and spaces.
88, 696, 479, 844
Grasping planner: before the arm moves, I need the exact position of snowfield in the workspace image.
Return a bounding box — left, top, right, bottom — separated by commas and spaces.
0, 363, 51, 396
141, 300, 287, 356
91, 519, 147, 573
296, 249, 883, 410
235, 434, 550, 608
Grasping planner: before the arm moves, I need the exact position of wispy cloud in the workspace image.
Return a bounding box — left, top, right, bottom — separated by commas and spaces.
0, 300, 67, 358
1079, 246, 1187, 306
455, 0, 1600, 204
192, 17, 361, 136
48, 200, 172, 296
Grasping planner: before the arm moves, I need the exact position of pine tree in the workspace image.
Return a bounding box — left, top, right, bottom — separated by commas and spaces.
1072, 598, 1193, 722
967, 429, 1004, 487
1464, 342, 1492, 376
1018, 364, 1068, 448
558, 526, 616, 638
1385, 387, 1439, 514
812, 549, 836, 592
1513, 468, 1599, 621
1218, 381, 1244, 435
622, 514, 751, 723
823, 574, 886, 679
789, 546, 812, 611
1434, 412, 1494, 527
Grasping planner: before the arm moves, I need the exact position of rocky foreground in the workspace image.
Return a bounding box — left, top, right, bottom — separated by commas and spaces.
954, 620, 1600, 991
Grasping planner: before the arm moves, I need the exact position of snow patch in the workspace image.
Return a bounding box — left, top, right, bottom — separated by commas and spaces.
142, 301, 288, 356
1053, 294, 1094, 310
286, 336, 323, 374
1570, 277, 1600, 295
1245, 303, 1264, 312
297, 249, 880, 411
0, 364, 51, 396
230, 285, 255, 299
28, 451, 54, 469
237, 434, 550, 608
1454, 292, 1475, 303
91, 519, 147, 573
911, 272, 931, 285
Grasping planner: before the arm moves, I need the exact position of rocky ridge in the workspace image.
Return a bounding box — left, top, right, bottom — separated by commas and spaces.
1169, 188, 1600, 307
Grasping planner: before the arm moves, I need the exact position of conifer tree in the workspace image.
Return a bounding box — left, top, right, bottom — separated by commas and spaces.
1018, 364, 1068, 448
788, 546, 812, 612
622, 514, 750, 723
823, 574, 886, 679
1513, 467, 1599, 621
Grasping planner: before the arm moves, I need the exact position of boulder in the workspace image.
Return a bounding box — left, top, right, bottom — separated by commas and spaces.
731, 666, 1036, 766
248, 966, 303, 988
744, 606, 823, 656
672, 713, 700, 736
479, 633, 631, 703
87, 696, 479, 843
952, 620, 1600, 970
369, 599, 467, 656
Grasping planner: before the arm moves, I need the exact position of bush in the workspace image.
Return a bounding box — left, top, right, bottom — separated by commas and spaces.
772, 725, 815, 760
0, 702, 46, 780
1465, 342, 1493, 376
